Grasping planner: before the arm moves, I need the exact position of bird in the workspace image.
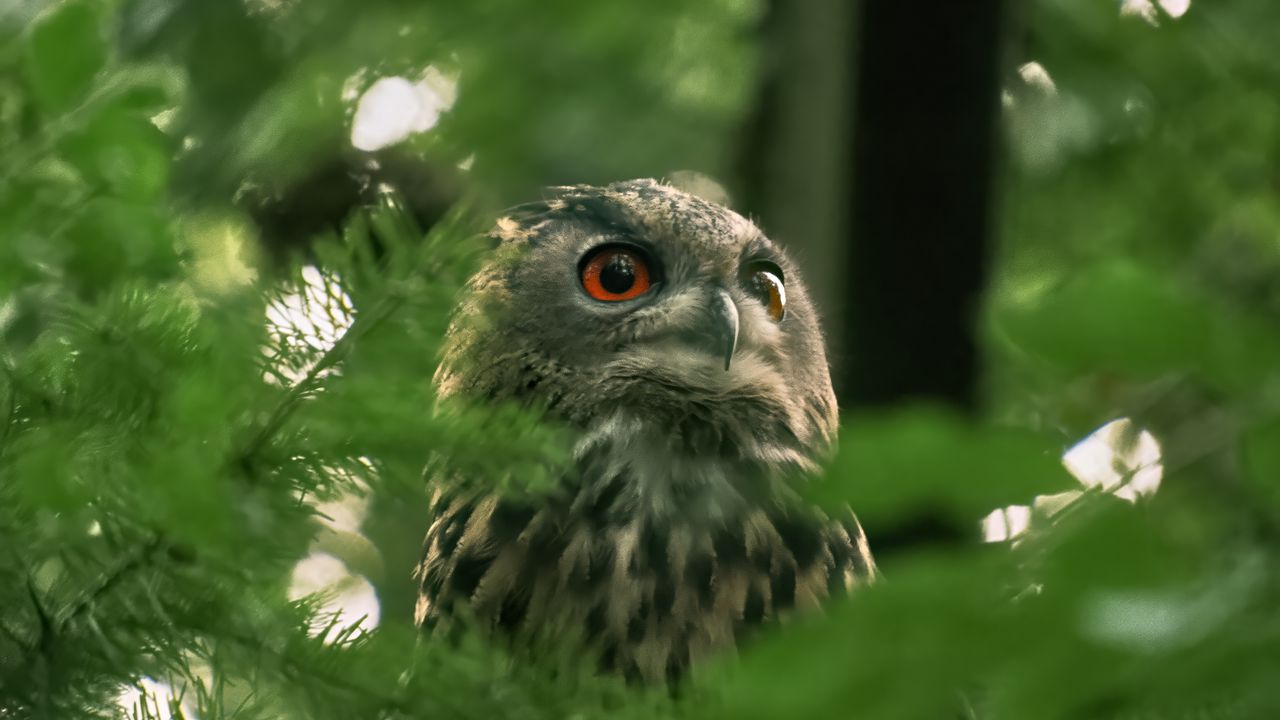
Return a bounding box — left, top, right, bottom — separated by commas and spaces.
415, 178, 875, 684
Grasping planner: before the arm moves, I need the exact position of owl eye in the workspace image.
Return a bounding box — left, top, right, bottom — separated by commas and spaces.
747, 263, 786, 322
580, 246, 653, 302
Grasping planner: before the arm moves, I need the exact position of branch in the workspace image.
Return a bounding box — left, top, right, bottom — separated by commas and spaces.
56, 537, 163, 632
0, 363, 16, 460
238, 290, 405, 469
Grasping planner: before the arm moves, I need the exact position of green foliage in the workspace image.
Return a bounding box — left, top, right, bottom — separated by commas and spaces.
1, 0, 1279, 718
22, 1, 108, 115
815, 407, 1077, 523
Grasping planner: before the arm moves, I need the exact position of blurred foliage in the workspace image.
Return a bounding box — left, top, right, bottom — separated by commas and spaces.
1, 0, 1278, 718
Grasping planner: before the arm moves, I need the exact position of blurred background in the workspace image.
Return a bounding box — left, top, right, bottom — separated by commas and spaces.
2, 0, 1280, 718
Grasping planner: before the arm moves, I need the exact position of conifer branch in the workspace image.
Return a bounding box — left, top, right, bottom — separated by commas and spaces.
25, 576, 55, 680
239, 292, 407, 470
57, 539, 163, 632
0, 617, 29, 653
0, 364, 18, 459
212, 626, 443, 717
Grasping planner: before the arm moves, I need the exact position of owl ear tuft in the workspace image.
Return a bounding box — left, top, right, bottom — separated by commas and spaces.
492, 216, 531, 244
489, 202, 559, 245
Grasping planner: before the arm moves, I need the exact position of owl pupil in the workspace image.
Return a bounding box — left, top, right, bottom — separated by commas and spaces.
599, 255, 636, 294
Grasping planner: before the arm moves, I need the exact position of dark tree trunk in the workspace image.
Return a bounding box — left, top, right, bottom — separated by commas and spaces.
842, 2, 1006, 412
842, 2, 1008, 556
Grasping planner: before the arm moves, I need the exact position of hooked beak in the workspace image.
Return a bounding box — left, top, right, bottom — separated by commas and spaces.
708, 288, 740, 371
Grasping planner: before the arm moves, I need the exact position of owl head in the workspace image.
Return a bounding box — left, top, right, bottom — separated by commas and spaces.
437, 179, 837, 460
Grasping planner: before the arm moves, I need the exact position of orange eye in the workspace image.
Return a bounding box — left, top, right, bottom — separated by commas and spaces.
750, 268, 786, 322
580, 246, 652, 302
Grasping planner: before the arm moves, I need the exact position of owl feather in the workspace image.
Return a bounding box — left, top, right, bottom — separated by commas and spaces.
416, 178, 875, 683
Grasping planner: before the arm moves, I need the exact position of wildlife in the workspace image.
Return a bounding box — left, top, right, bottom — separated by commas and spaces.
416, 178, 875, 683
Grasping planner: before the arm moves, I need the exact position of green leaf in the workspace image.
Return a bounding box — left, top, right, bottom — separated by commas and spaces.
1242, 418, 1280, 516
22, 0, 108, 114
110, 63, 186, 113
0, 76, 26, 148
994, 261, 1215, 377
716, 552, 1014, 720
61, 198, 176, 296
815, 406, 1076, 524
1203, 311, 1280, 397
60, 106, 172, 201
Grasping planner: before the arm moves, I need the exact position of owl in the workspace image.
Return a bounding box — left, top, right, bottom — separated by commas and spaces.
415, 178, 875, 683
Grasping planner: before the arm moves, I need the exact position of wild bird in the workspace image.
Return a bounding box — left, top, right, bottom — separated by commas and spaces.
415, 178, 875, 683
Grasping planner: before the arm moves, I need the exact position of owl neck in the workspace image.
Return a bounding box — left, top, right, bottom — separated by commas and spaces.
435, 344, 835, 520
566, 408, 821, 524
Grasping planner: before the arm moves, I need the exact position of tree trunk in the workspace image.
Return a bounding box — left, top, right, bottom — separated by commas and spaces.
842, 2, 1006, 412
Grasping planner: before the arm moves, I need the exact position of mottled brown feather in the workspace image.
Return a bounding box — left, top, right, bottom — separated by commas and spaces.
416, 179, 876, 683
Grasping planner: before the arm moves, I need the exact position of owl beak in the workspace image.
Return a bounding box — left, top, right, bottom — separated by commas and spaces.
710, 289, 740, 371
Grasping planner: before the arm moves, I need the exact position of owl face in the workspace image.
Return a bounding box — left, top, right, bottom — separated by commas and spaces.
439, 179, 837, 451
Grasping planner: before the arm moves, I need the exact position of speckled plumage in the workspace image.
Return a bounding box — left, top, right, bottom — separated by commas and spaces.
415, 178, 875, 683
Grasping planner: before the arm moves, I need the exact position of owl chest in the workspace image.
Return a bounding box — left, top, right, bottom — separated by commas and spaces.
417, 452, 862, 682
